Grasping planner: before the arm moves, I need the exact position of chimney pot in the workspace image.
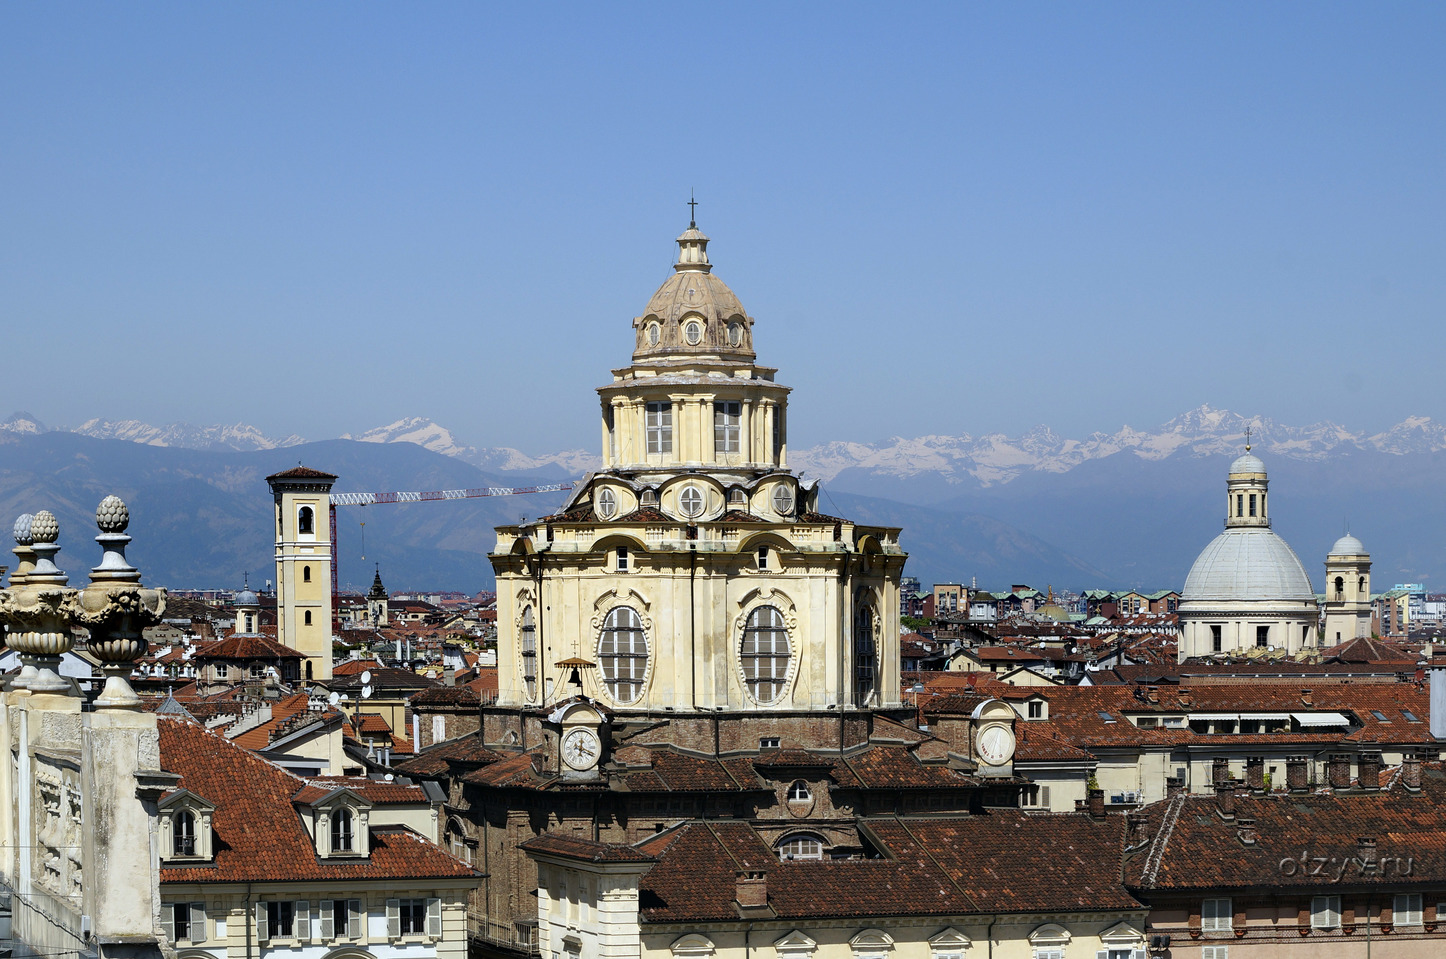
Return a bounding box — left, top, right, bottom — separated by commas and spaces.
1328, 753, 1352, 789
1403, 750, 1423, 791
1212, 757, 1230, 785
1215, 782, 1236, 819
1245, 756, 1266, 791
1359, 751, 1382, 791
1236, 816, 1258, 846
1287, 756, 1309, 792
1087, 788, 1105, 820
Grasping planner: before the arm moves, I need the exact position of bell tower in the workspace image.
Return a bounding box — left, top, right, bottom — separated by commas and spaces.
1225, 441, 1270, 529
367, 566, 390, 627
266, 465, 337, 681
1323, 534, 1372, 643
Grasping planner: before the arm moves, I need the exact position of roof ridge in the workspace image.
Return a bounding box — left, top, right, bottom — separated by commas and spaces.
891, 815, 982, 913
1139, 792, 1187, 887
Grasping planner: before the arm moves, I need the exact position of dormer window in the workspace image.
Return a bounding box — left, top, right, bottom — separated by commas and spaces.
597, 488, 617, 520
174, 810, 197, 856
331, 808, 355, 852
314, 792, 371, 858
159, 791, 215, 862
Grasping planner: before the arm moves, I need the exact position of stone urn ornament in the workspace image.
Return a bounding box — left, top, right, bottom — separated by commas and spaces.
76, 496, 166, 708
0, 510, 80, 693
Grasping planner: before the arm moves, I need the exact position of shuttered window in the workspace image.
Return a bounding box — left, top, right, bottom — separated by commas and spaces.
1312, 896, 1341, 929
741, 606, 791, 704
598, 607, 648, 704
1203, 898, 1232, 931
646, 402, 673, 455
714, 401, 741, 455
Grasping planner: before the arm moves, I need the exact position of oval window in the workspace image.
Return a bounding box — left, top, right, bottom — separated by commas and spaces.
741, 606, 791, 704
772, 485, 795, 515
684, 320, 704, 345
647, 321, 661, 346
728, 321, 744, 347
598, 606, 648, 705
596, 487, 617, 520
679, 485, 704, 518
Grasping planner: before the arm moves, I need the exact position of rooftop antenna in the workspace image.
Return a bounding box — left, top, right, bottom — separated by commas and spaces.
688, 190, 698, 229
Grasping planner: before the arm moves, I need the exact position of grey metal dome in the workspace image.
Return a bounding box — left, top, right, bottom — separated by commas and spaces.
1182, 528, 1316, 603
1328, 533, 1367, 556
235, 587, 260, 607
1229, 452, 1267, 474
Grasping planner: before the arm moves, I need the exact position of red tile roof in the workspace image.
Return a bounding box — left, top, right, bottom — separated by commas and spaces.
157, 715, 473, 883
266, 466, 338, 481
195, 634, 304, 661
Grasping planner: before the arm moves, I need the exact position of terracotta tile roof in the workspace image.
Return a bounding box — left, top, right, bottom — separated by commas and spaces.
354, 713, 394, 734
616, 507, 669, 522
196, 634, 305, 661
637, 814, 1139, 922
521, 833, 657, 863
334, 659, 384, 676
393, 735, 505, 778
751, 749, 838, 771
1014, 724, 1095, 762
291, 776, 428, 805
718, 509, 766, 523
834, 746, 980, 790
410, 685, 482, 707
1129, 767, 1446, 890
462, 752, 544, 788
156, 715, 473, 883
329, 666, 441, 692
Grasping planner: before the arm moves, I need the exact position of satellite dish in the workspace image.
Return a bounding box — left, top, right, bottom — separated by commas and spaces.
328, 691, 340, 706
362, 685, 373, 699
360, 670, 372, 685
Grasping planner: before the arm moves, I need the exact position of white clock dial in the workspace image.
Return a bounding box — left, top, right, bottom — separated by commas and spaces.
977, 724, 1015, 766
561, 728, 601, 771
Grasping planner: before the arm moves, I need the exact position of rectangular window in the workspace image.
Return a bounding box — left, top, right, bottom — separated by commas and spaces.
1236, 493, 1244, 517
163, 902, 206, 944
1203, 897, 1233, 932
1395, 893, 1423, 926
1027, 700, 1043, 719
1312, 895, 1341, 929
1211, 624, 1223, 652
1249, 493, 1257, 516
1202, 948, 1229, 959
645, 402, 672, 455
388, 898, 442, 938
773, 408, 784, 459
760, 737, 781, 749
617, 546, 629, 572
266, 901, 295, 939
1031, 949, 1063, 959
1256, 625, 1270, 648
714, 401, 741, 454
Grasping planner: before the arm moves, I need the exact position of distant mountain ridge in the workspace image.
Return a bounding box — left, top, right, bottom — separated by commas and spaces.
7, 406, 1443, 485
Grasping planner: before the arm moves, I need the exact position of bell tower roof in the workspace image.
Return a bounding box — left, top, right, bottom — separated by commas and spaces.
367, 566, 388, 600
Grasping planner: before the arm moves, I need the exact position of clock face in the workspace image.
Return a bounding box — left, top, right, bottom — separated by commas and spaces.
561, 728, 601, 771
976, 724, 1015, 766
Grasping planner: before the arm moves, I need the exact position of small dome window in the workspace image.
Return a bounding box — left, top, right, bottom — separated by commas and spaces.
772, 485, 795, 516
647, 321, 661, 346
679, 485, 704, 518
596, 487, 617, 520
728, 321, 744, 347
684, 319, 704, 345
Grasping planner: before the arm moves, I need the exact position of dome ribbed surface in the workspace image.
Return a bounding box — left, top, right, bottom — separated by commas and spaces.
1182, 528, 1315, 602
1229, 453, 1267, 474
1328, 533, 1367, 556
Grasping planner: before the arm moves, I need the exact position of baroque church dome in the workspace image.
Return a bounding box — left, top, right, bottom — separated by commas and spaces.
1181, 450, 1314, 603
632, 224, 755, 360
1181, 528, 1316, 603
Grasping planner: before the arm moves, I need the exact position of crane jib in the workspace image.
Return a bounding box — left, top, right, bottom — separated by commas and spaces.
329, 482, 576, 507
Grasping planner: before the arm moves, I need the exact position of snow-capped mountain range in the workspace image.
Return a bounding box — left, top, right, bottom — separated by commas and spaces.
5, 406, 1445, 486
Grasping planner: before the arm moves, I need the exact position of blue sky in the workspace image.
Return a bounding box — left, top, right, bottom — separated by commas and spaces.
4, 3, 1443, 455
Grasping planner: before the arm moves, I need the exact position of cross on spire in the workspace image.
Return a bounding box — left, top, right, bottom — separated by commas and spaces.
1244, 425, 1252, 452
688, 190, 698, 229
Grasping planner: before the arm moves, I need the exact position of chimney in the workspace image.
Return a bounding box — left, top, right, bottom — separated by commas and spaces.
1403, 750, 1423, 791
1087, 787, 1105, 820
1235, 816, 1258, 846
1212, 757, 1230, 786
444, 666, 456, 687
1214, 782, 1236, 820
1126, 812, 1151, 848
1358, 751, 1382, 790
1166, 775, 1184, 798
1357, 836, 1377, 865
1286, 756, 1308, 792
1432, 665, 1446, 740
1245, 756, 1265, 791
734, 870, 768, 909
1300, 688, 1314, 707
1328, 753, 1351, 789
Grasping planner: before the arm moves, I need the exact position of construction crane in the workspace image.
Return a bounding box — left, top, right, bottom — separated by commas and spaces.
326, 481, 577, 612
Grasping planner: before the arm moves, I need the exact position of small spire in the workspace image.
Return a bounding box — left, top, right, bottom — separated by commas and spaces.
1244, 425, 1252, 452
688, 190, 698, 229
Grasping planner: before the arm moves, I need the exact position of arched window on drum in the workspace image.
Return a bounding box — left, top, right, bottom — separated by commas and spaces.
741, 606, 791, 705
598, 607, 648, 705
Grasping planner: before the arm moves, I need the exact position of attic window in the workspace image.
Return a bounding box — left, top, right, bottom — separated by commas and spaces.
760, 737, 781, 749
1098, 711, 1116, 724
1403, 710, 1420, 723
1370, 710, 1391, 723
331, 808, 355, 852
787, 780, 811, 802
174, 810, 196, 856
596, 488, 617, 520
777, 833, 824, 861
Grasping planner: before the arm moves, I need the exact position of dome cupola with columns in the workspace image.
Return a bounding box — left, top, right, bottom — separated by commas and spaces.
488, 215, 907, 729
1177, 447, 1319, 661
